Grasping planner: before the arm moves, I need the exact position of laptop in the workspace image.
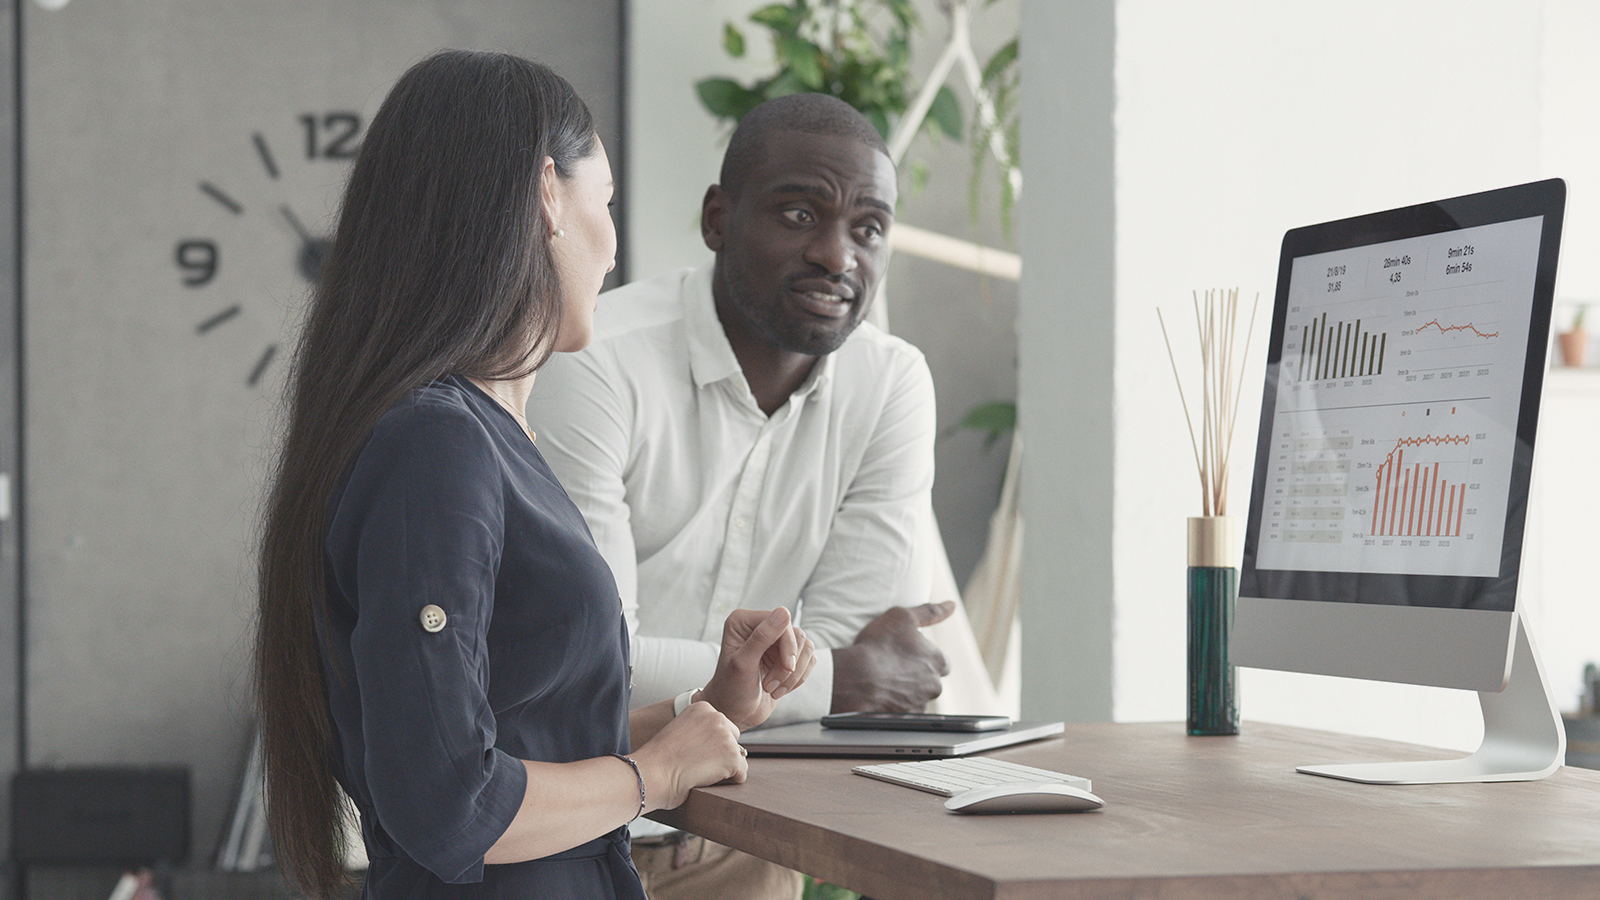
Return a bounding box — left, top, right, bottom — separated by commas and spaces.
739, 719, 1065, 758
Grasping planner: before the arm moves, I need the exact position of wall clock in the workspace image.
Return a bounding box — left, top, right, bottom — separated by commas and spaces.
177, 112, 363, 387
21, 0, 623, 865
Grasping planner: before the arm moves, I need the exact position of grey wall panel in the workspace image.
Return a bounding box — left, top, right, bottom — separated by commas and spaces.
0, 0, 18, 875
21, 0, 620, 863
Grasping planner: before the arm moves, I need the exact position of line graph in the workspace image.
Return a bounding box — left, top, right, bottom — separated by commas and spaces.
1415, 318, 1498, 340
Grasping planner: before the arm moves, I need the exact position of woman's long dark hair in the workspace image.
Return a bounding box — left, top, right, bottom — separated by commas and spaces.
253, 50, 597, 898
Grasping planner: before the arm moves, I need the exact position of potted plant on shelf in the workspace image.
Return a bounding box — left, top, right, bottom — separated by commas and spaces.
1558, 304, 1588, 367
695, 0, 1018, 230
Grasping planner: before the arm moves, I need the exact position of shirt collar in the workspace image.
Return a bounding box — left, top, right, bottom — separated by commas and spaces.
683, 261, 836, 401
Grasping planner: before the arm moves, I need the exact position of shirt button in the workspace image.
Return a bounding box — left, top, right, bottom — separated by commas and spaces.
734, 516, 749, 529
419, 605, 447, 633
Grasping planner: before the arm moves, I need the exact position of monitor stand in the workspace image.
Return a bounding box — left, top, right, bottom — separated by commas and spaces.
1297, 613, 1567, 784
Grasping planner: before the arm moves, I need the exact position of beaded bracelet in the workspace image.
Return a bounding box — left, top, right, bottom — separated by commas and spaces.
611, 753, 646, 821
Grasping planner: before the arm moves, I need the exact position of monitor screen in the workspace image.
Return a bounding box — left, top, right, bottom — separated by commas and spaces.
1235, 180, 1565, 694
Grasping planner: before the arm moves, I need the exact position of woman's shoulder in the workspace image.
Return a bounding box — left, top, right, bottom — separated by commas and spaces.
333, 378, 511, 526
363, 378, 500, 467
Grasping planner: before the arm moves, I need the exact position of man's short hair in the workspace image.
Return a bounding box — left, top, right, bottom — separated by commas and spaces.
718, 93, 891, 199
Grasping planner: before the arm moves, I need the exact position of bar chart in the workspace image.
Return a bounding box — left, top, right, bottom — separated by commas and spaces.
1369, 434, 1472, 538
1295, 312, 1386, 381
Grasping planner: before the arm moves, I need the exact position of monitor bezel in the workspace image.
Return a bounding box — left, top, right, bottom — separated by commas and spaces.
1234, 179, 1565, 693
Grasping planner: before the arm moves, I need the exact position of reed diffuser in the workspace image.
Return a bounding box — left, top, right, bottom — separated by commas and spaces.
1159, 288, 1258, 736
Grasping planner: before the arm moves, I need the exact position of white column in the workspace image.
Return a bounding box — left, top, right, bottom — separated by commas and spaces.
1017, 0, 1117, 722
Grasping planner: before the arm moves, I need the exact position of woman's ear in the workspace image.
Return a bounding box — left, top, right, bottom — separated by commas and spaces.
538, 156, 562, 234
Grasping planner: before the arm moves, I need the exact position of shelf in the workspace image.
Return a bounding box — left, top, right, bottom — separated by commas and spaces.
1545, 366, 1600, 397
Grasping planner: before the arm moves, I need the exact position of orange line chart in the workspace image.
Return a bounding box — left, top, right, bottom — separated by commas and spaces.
1416, 318, 1498, 339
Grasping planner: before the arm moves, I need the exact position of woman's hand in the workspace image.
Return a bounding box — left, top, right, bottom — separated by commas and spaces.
699, 607, 817, 731
630, 701, 747, 811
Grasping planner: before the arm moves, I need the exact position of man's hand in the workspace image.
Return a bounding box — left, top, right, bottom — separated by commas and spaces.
830, 601, 955, 713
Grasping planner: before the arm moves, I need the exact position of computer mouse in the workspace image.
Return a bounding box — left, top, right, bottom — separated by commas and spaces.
944, 781, 1105, 814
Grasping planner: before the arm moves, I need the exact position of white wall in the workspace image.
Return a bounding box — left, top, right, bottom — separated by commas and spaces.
1024, 0, 1600, 750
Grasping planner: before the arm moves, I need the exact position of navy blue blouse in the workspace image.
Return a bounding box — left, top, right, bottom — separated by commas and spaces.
320, 375, 643, 899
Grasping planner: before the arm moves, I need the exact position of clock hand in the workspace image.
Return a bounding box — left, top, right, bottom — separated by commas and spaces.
279, 203, 320, 248
280, 203, 333, 283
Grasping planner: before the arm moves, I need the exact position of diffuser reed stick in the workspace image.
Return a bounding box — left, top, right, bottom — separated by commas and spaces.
1158, 288, 1260, 516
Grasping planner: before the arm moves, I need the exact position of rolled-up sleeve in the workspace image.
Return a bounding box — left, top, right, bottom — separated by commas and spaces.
327, 408, 528, 883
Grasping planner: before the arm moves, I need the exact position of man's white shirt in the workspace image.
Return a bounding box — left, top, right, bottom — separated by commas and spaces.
527, 262, 936, 725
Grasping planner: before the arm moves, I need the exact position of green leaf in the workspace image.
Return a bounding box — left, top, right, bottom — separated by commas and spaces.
801, 876, 861, 900
865, 108, 891, 142
750, 3, 800, 36
908, 159, 929, 193
695, 77, 756, 121
764, 70, 809, 100
885, 35, 910, 70
946, 400, 1016, 449
779, 37, 826, 90
927, 85, 963, 140
957, 400, 1016, 435
981, 38, 1018, 87
722, 22, 746, 58
885, 0, 917, 31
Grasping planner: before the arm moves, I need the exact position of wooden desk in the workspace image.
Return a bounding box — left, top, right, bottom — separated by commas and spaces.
651, 722, 1600, 899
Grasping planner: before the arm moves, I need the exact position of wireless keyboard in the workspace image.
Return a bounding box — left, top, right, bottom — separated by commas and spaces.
852, 756, 1092, 796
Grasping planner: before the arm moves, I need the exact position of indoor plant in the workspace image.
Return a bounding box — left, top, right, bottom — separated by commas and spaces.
696, 0, 960, 143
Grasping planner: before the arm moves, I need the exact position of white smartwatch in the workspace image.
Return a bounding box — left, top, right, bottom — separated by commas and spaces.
673, 688, 700, 717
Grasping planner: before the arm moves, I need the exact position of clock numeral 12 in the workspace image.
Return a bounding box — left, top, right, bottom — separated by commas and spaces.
301, 111, 363, 160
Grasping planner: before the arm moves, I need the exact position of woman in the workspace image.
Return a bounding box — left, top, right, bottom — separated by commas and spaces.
254, 50, 814, 900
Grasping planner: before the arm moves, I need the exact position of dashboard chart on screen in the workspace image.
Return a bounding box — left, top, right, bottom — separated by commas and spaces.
1254, 215, 1543, 579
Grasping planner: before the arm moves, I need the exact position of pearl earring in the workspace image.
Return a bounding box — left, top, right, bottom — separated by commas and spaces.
553, 228, 565, 238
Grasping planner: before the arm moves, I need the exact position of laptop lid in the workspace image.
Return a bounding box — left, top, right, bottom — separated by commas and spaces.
739, 720, 1065, 758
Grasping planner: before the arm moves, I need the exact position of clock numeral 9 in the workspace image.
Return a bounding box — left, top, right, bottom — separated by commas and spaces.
301, 111, 363, 160
175, 239, 218, 287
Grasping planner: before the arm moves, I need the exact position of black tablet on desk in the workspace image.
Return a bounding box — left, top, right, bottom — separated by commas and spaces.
739, 719, 1064, 758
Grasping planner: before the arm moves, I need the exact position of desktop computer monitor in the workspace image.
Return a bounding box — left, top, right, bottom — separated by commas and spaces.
1233, 179, 1568, 784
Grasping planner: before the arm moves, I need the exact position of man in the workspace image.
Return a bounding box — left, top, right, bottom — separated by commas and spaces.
527, 93, 952, 899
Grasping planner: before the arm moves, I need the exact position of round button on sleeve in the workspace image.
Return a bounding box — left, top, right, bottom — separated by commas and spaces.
419, 604, 448, 633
